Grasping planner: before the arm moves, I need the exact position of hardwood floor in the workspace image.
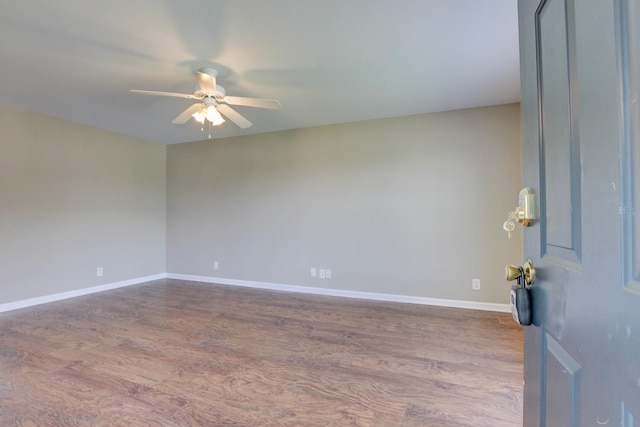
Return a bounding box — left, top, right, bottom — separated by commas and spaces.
0, 279, 523, 426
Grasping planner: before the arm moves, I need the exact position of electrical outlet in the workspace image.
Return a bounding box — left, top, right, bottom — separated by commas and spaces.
319, 269, 326, 279
214, 261, 219, 270
311, 268, 316, 277
97, 267, 103, 277
325, 269, 332, 279
472, 278, 481, 290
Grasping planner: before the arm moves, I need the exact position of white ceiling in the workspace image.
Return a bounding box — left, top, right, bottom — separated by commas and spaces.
0, 1, 520, 145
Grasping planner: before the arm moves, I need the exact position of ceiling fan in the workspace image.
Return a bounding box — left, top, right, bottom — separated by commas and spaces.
130, 68, 280, 130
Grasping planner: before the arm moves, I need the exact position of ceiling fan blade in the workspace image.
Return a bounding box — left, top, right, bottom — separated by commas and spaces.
172, 104, 203, 124
217, 104, 252, 129
130, 89, 200, 99
223, 96, 281, 110
196, 69, 217, 93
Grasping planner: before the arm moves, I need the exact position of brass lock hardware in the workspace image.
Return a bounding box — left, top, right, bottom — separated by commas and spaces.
505, 260, 536, 286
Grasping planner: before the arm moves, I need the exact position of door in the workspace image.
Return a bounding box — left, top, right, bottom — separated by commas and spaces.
518, 0, 640, 425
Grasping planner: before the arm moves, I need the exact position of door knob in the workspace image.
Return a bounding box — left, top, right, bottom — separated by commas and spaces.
505, 265, 522, 281
505, 260, 536, 286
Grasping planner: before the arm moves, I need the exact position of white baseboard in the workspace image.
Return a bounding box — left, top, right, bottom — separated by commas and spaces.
0, 273, 510, 314
166, 273, 511, 313
0, 273, 167, 313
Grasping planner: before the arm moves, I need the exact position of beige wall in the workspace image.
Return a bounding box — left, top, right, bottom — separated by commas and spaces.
0, 104, 166, 304
1, 102, 521, 307
167, 104, 523, 304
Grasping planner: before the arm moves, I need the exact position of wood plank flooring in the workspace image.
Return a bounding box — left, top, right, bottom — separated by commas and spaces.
0, 279, 523, 426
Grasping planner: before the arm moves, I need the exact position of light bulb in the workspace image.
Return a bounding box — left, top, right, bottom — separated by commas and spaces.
205, 106, 225, 126
192, 110, 206, 124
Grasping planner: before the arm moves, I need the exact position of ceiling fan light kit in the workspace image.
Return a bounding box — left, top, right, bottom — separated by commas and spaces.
191, 98, 225, 126
130, 67, 280, 134
204, 107, 225, 125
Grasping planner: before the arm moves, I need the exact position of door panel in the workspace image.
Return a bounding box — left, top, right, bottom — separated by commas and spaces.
519, 0, 640, 426
544, 333, 581, 426
622, 403, 639, 426
618, 0, 640, 293
537, 0, 581, 262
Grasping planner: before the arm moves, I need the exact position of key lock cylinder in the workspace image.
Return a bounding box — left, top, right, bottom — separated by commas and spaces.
503, 188, 535, 239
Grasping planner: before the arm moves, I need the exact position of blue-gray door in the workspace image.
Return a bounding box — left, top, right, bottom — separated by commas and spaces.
519, 0, 640, 425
